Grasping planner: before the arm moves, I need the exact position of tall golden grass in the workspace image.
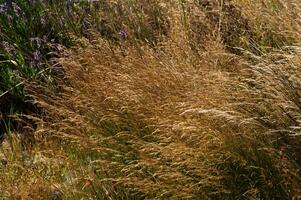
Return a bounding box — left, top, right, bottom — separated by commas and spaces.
1, 0, 301, 199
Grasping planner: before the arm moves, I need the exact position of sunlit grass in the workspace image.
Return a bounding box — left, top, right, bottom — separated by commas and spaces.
0, 0, 301, 199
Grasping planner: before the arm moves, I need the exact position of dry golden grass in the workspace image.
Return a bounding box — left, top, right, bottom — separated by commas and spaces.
1, 0, 301, 199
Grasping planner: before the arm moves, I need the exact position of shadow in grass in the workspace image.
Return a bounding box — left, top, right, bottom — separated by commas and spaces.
62, 111, 156, 199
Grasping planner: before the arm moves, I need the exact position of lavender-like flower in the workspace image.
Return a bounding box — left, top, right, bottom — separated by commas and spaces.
0, 3, 7, 14
118, 31, 127, 39
1, 41, 16, 54
12, 2, 22, 17
31, 49, 42, 68
40, 16, 46, 25
33, 50, 41, 61
30, 37, 42, 48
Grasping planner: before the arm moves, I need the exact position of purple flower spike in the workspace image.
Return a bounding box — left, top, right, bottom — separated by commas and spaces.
33, 50, 41, 61
30, 37, 42, 48
40, 16, 46, 25
12, 3, 22, 17
0, 3, 7, 14
118, 31, 127, 39
1, 41, 16, 54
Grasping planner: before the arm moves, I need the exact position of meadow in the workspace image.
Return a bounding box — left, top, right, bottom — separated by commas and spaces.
0, 0, 301, 199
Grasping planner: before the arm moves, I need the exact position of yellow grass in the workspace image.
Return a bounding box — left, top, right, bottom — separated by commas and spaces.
1, 0, 301, 199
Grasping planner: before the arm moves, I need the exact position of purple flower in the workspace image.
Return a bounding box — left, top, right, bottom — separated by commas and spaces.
40, 16, 46, 25
12, 2, 22, 17
30, 37, 42, 48
1, 41, 16, 54
31, 49, 42, 68
118, 31, 127, 39
0, 3, 7, 14
33, 50, 41, 61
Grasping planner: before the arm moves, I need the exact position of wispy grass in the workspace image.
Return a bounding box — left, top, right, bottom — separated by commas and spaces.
1, 0, 301, 199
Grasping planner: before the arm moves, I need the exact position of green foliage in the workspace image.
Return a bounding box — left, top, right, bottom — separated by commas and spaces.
0, 0, 98, 132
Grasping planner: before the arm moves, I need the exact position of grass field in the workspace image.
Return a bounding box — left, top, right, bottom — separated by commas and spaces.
0, 0, 301, 199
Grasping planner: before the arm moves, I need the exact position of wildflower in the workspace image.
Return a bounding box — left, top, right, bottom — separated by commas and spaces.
31, 50, 42, 68
1, 41, 16, 54
40, 16, 46, 25
12, 2, 22, 17
0, 2, 7, 14
118, 31, 127, 39
30, 37, 42, 48
33, 50, 41, 61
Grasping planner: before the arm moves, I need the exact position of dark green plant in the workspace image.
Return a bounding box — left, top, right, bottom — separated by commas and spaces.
0, 0, 100, 136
